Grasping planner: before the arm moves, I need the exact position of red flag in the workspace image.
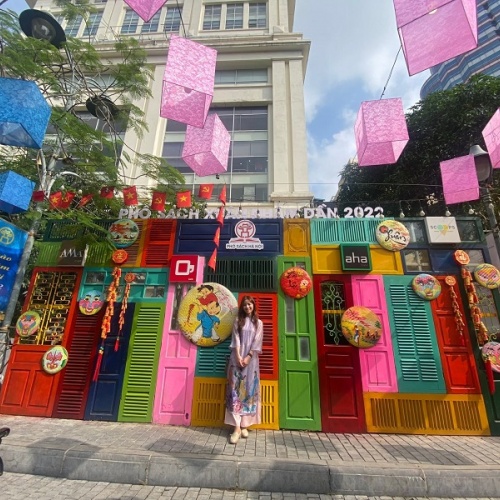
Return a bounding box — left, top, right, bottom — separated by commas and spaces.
213, 227, 220, 247
123, 186, 138, 206
59, 191, 75, 209
49, 191, 62, 209
78, 193, 93, 207
151, 191, 166, 211
216, 206, 225, 225
198, 184, 214, 200
32, 190, 45, 202
100, 186, 114, 199
176, 190, 192, 208
208, 248, 217, 271
218, 185, 227, 205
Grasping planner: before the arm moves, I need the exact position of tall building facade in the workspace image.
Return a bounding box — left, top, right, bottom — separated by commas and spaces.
421, 0, 500, 98
28, 0, 313, 211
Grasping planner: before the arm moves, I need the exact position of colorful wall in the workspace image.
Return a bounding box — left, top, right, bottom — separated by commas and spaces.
1, 215, 499, 436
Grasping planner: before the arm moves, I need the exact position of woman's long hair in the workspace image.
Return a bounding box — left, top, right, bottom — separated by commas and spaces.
237, 295, 259, 333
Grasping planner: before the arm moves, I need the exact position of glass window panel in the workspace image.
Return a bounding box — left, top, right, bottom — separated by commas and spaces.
215, 70, 237, 84
166, 120, 187, 132
458, 219, 481, 241
403, 249, 431, 272
162, 142, 184, 156
285, 296, 295, 332
236, 68, 268, 83
83, 12, 102, 36
226, 4, 243, 29
203, 5, 221, 30
65, 15, 83, 37
142, 11, 161, 32
249, 2, 267, 28
121, 10, 139, 34
299, 337, 310, 361
144, 286, 165, 298
164, 6, 181, 32
85, 272, 106, 284
401, 220, 427, 244
235, 112, 268, 131
465, 249, 485, 266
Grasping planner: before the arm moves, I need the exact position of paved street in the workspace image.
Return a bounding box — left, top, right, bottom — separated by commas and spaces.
2, 472, 500, 500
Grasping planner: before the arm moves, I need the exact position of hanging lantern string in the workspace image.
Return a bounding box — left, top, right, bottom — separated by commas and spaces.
379, 45, 402, 100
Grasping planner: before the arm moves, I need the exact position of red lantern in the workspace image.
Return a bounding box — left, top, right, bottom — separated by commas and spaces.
280, 267, 312, 299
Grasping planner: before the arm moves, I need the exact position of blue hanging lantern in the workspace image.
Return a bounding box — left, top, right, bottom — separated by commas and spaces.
0, 171, 35, 214
0, 78, 51, 149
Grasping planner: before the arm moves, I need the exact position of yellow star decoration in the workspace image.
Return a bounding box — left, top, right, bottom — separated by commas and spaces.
180, 195, 188, 202
126, 192, 135, 200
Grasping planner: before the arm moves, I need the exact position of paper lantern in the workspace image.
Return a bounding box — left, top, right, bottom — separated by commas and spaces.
354, 98, 409, 166
0, 171, 35, 214
182, 113, 230, 176
177, 282, 238, 347
440, 154, 479, 205
482, 109, 500, 169
0, 77, 51, 149
375, 220, 410, 251
124, 0, 168, 22
393, 0, 478, 76
341, 306, 382, 348
280, 267, 313, 299
161, 35, 217, 128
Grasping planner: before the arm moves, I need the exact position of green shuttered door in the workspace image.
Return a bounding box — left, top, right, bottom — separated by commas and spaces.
384, 275, 445, 394
118, 302, 165, 422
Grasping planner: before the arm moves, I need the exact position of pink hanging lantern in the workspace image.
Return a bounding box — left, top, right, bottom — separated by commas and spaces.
161, 35, 217, 128
182, 113, 230, 176
482, 109, 500, 169
354, 98, 409, 166
440, 154, 479, 205
393, 0, 478, 76
124, 0, 168, 22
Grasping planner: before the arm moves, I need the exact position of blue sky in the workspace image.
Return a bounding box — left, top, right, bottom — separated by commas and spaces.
5, 0, 430, 201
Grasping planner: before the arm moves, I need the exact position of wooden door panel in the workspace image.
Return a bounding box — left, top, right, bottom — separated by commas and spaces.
286, 371, 314, 419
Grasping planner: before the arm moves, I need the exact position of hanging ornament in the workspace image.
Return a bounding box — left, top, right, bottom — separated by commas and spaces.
474, 264, 500, 289
375, 220, 410, 251
42, 345, 68, 374
454, 249, 470, 266
280, 267, 313, 299
482, 109, 500, 170
115, 272, 135, 351
445, 276, 465, 342
112, 249, 129, 265
341, 306, 382, 348
412, 274, 441, 300
440, 154, 480, 205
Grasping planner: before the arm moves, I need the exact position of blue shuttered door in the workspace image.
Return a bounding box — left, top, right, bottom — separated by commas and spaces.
384, 275, 446, 394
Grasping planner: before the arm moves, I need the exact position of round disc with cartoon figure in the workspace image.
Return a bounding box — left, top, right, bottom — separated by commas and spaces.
341, 306, 382, 348
108, 219, 139, 248
16, 311, 41, 338
412, 274, 442, 300
79, 290, 104, 315
474, 264, 500, 289
178, 283, 238, 347
42, 346, 68, 374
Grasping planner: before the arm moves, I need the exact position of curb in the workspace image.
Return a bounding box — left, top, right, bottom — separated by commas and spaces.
3, 443, 500, 496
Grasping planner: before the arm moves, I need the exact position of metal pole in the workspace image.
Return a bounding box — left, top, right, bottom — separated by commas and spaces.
481, 186, 500, 261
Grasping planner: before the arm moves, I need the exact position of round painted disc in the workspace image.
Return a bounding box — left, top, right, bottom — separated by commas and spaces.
16, 311, 41, 337
375, 220, 410, 251
474, 264, 500, 289
412, 274, 442, 300
341, 306, 382, 348
280, 267, 313, 299
42, 346, 68, 374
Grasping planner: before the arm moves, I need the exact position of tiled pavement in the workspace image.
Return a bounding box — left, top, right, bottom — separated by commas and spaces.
1, 415, 500, 497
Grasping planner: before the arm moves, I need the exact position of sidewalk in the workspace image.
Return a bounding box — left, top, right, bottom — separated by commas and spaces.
1, 415, 500, 497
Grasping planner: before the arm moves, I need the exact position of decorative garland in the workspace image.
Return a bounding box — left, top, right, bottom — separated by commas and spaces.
461, 266, 489, 346
115, 272, 134, 351
444, 276, 465, 342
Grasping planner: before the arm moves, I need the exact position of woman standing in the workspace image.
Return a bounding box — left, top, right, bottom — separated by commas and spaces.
225, 295, 263, 444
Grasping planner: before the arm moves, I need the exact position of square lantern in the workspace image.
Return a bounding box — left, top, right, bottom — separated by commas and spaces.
0, 78, 51, 149
393, 0, 478, 76
124, 0, 168, 22
0, 171, 35, 214
440, 154, 479, 205
182, 113, 230, 176
161, 35, 217, 128
354, 98, 409, 166
482, 109, 500, 169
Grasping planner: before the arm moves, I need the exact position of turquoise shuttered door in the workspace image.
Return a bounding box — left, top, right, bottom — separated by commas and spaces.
384, 275, 446, 394
118, 302, 165, 422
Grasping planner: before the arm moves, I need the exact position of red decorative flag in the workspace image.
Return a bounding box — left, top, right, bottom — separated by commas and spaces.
78, 193, 93, 207
176, 190, 192, 208
59, 191, 75, 209
49, 191, 62, 209
213, 227, 220, 247
218, 184, 227, 205
216, 206, 225, 225
123, 186, 138, 206
151, 191, 167, 211
32, 190, 45, 202
100, 186, 114, 199
208, 248, 217, 271
198, 184, 214, 200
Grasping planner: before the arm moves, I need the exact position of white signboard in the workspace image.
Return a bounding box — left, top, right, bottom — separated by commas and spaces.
425, 217, 461, 244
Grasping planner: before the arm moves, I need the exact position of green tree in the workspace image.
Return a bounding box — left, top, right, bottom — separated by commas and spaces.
335, 74, 500, 219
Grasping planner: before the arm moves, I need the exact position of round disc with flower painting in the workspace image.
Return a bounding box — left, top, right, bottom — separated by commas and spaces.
341, 306, 382, 348
178, 282, 238, 347
280, 267, 312, 299
482, 342, 500, 373
474, 264, 500, 289
412, 274, 441, 300
108, 219, 139, 248
375, 220, 410, 251
42, 346, 68, 374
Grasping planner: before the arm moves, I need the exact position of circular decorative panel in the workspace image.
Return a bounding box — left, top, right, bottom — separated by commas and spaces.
108, 219, 139, 248
341, 306, 382, 348
412, 274, 442, 300
280, 267, 313, 299
16, 311, 41, 338
482, 342, 500, 373
375, 220, 410, 251
474, 264, 500, 289
42, 346, 68, 374
79, 290, 104, 315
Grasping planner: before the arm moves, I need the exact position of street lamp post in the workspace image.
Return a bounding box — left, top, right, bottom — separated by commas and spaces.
470, 145, 500, 261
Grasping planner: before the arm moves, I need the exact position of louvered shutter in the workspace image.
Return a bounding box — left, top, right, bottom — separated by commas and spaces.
384, 275, 446, 394
195, 337, 231, 378
141, 219, 177, 267
252, 294, 278, 379
52, 310, 104, 419
118, 302, 165, 422
122, 220, 146, 268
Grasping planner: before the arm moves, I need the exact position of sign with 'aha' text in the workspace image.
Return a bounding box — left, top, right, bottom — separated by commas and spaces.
340, 244, 372, 271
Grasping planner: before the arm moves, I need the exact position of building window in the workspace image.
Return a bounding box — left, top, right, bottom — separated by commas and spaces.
215, 69, 268, 84
226, 4, 243, 29
402, 249, 431, 272
121, 10, 140, 34
249, 2, 267, 28
65, 15, 83, 37
164, 6, 182, 32
142, 11, 161, 32
203, 5, 222, 30
83, 12, 102, 37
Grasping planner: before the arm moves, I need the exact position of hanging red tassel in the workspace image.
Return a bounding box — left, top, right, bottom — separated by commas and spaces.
93, 343, 105, 382
485, 359, 496, 395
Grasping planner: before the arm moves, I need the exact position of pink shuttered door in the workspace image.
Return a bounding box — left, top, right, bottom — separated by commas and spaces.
352, 275, 398, 392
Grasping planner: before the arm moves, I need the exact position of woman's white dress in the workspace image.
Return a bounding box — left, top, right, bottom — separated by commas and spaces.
224, 317, 263, 428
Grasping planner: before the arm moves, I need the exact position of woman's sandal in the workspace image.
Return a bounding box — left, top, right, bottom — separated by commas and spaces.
229, 431, 241, 444
241, 428, 249, 438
